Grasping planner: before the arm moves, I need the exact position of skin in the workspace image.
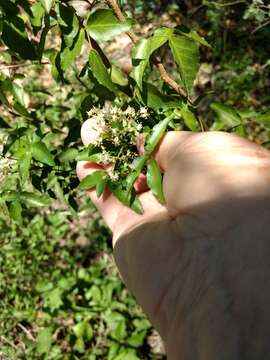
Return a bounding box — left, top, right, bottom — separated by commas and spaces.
77, 123, 270, 360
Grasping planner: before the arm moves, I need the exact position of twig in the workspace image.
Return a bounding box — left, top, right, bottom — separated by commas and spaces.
252, 19, 270, 34
219, 0, 246, 6
17, 323, 35, 342
105, 0, 138, 43
0, 336, 19, 351
0, 62, 49, 71
105, 0, 187, 98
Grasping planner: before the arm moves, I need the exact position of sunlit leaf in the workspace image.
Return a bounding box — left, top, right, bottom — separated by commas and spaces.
125, 155, 147, 193
142, 83, 182, 110
169, 35, 199, 94
79, 171, 105, 190
145, 113, 175, 155
180, 105, 199, 131
61, 28, 85, 70
89, 49, 117, 92
40, 0, 54, 14
73, 322, 93, 340
20, 192, 50, 207
132, 27, 172, 89
36, 327, 53, 354
32, 141, 55, 166
87, 9, 134, 42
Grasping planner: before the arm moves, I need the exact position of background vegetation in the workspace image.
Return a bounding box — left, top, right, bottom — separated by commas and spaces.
0, 0, 270, 359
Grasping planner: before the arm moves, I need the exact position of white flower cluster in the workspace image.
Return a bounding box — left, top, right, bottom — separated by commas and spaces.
86, 105, 149, 180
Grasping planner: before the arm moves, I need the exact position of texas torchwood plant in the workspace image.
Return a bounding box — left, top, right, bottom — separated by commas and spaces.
4, 0, 268, 218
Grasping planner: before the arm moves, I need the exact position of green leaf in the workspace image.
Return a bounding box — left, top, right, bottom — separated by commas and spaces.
32, 141, 55, 166
79, 171, 105, 190
12, 83, 28, 106
18, 150, 32, 183
111, 65, 128, 86
108, 183, 144, 214
9, 200, 23, 224
58, 148, 79, 162
36, 328, 53, 355
20, 192, 50, 207
2, 17, 37, 60
127, 330, 146, 348
44, 288, 63, 311
96, 177, 108, 198
30, 1, 45, 27
142, 83, 182, 110
180, 105, 199, 131
146, 159, 165, 204
169, 35, 199, 94
132, 27, 172, 89
40, 0, 54, 14
88, 49, 117, 92
73, 322, 93, 340
87, 9, 134, 42
145, 113, 175, 155
13, 102, 31, 117
0, 0, 18, 16
125, 155, 147, 193
60, 28, 85, 70
177, 29, 211, 48
56, 3, 79, 47
210, 102, 242, 128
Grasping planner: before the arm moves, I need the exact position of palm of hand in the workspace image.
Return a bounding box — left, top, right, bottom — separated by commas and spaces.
77, 129, 270, 359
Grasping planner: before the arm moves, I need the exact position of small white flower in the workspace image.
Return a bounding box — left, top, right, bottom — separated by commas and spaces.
140, 107, 148, 118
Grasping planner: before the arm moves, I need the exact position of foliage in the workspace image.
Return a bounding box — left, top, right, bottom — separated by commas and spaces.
0, 206, 159, 359
1, 0, 270, 358
0, 0, 209, 216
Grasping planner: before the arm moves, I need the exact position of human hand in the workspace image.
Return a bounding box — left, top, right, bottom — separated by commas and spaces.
77, 124, 270, 359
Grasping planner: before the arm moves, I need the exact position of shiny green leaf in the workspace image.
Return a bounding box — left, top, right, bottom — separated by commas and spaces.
132, 27, 172, 89
87, 9, 134, 42
40, 0, 54, 14
142, 83, 182, 110
73, 322, 93, 340
96, 177, 108, 198
79, 171, 105, 190
125, 155, 147, 193
146, 159, 165, 204
108, 183, 144, 214
61, 28, 85, 70
88, 49, 117, 92
169, 35, 199, 94
30, 1, 45, 27
180, 105, 199, 131
111, 65, 128, 86
145, 113, 175, 155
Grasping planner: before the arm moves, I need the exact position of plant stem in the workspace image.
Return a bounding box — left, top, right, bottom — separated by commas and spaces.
105, 0, 187, 98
